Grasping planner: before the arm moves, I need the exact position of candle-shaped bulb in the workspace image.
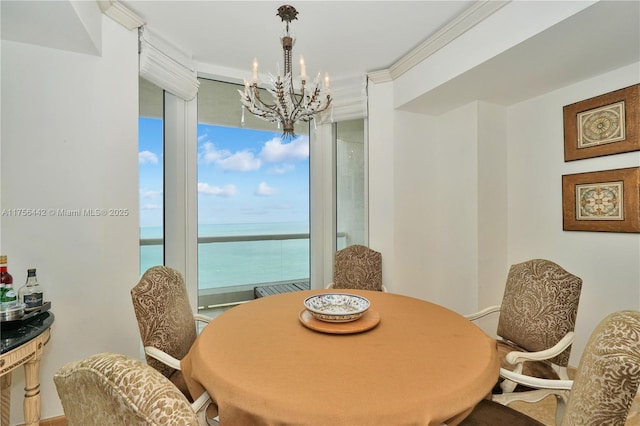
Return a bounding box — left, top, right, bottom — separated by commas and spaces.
324, 72, 331, 92
300, 55, 307, 81
252, 58, 259, 82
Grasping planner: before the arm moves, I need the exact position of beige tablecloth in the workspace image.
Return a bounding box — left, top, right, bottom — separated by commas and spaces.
182, 289, 499, 426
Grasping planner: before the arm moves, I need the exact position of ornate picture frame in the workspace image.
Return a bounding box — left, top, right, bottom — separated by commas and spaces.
563, 84, 639, 161
562, 167, 640, 233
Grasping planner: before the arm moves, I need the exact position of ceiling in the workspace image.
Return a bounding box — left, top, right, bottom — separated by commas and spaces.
121, 0, 476, 80
2, 1, 639, 115
403, 0, 640, 114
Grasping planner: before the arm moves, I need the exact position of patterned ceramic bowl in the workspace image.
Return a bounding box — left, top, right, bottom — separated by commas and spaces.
303, 293, 370, 323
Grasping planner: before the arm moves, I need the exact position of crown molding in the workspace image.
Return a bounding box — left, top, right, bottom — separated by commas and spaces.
367, 69, 393, 84
368, 0, 510, 84
98, 0, 145, 30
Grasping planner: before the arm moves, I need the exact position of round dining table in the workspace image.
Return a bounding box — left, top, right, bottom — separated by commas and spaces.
181, 289, 499, 426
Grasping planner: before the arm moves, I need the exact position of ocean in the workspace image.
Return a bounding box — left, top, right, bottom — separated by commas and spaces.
140, 222, 310, 289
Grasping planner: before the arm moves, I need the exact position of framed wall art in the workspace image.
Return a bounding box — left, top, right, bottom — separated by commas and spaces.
562, 167, 640, 233
563, 84, 639, 161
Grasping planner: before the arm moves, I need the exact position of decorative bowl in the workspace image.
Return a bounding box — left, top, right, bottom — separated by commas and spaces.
303, 293, 370, 323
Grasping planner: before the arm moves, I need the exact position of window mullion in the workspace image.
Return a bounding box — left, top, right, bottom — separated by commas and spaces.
163, 92, 199, 310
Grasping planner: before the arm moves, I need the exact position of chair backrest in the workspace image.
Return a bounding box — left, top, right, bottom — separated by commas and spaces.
53, 352, 199, 426
561, 310, 640, 425
497, 259, 582, 367
333, 245, 383, 291
131, 266, 197, 379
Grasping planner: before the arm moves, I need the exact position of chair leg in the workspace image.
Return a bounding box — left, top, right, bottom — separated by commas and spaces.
554, 392, 568, 426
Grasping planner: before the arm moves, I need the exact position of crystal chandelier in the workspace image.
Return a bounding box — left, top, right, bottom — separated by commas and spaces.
239, 5, 332, 139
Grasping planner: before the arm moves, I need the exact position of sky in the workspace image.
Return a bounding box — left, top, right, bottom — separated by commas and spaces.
138, 118, 310, 229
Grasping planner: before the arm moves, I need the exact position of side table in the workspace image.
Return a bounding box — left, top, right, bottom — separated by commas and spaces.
1, 312, 54, 426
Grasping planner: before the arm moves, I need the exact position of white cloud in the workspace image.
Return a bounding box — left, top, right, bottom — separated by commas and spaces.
268, 164, 295, 175
255, 182, 277, 196
139, 150, 158, 164
200, 142, 261, 171
217, 150, 261, 171
198, 182, 237, 197
260, 135, 309, 163
141, 203, 161, 210
140, 190, 162, 199
200, 142, 227, 165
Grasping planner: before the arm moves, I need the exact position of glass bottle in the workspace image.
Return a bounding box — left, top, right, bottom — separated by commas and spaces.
19, 268, 43, 311
0, 255, 17, 308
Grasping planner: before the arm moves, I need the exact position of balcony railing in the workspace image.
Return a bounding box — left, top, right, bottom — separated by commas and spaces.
140, 232, 346, 307
140, 233, 312, 246
140, 232, 346, 309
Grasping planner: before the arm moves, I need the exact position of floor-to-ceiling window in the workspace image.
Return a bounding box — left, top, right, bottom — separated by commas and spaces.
138, 75, 366, 303
139, 78, 164, 273
336, 119, 366, 249
197, 78, 311, 306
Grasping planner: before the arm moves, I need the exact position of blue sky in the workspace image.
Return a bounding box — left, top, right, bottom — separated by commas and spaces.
138, 118, 310, 228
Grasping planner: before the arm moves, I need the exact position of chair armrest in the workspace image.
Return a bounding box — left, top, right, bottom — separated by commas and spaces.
191, 390, 212, 412
325, 282, 335, 289
144, 346, 181, 370
504, 331, 575, 365
192, 389, 219, 426
500, 367, 573, 390
194, 313, 212, 324
464, 305, 501, 321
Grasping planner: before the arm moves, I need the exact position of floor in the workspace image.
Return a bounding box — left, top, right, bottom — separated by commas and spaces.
510, 393, 640, 425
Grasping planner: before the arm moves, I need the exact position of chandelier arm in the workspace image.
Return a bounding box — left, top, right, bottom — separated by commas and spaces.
297, 86, 327, 118
253, 86, 284, 122
241, 87, 281, 123
288, 86, 309, 123
239, 5, 332, 138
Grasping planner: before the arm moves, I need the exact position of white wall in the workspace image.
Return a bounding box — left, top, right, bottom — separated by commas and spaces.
0, 17, 140, 423
369, 61, 640, 366
477, 102, 508, 310
369, 94, 508, 315
367, 80, 395, 289
392, 103, 480, 311
506, 62, 640, 364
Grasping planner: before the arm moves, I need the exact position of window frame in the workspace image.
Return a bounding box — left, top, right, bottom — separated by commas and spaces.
148, 75, 365, 308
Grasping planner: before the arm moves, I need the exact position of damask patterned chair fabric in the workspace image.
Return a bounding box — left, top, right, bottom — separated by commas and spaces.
131, 266, 202, 399
460, 310, 640, 426
331, 245, 383, 292
465, 259, 582, 421
561, 310, 640, 424
53, 352, 200, 426
497, 259, 582, 369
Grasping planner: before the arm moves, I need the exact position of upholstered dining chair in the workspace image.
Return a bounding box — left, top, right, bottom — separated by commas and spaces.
459, 310, 640, 426
325, 244, 387, 292
131, 266, 217, 423
53, 352, 212, 426
465, 259, 582, 422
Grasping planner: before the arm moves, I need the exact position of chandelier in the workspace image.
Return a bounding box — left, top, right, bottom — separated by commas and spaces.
239, 5, 332, 139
